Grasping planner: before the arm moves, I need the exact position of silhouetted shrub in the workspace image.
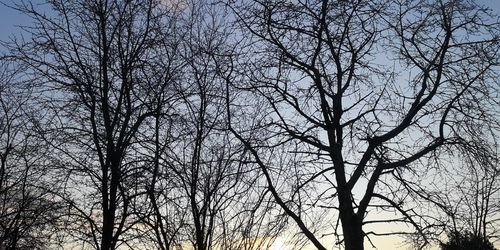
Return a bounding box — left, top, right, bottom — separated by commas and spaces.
440, 231, 496, 250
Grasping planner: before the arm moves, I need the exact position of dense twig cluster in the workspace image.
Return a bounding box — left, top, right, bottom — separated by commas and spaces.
0, 0, 499, 249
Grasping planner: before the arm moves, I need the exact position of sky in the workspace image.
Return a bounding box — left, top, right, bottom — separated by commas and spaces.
0, 0, 499, 249
0, 0, 497, 38
0, 1, 31, 44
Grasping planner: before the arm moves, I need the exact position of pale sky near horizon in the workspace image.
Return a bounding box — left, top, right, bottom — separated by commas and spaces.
0, 0, 499, 249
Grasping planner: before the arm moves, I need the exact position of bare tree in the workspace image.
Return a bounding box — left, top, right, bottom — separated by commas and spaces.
223, 0, 500, 249
1, 0, 498, 249
0, 60, 63, 250
428, 143, 500, 246
7, 0, 175, 249
140, 1, 285, 249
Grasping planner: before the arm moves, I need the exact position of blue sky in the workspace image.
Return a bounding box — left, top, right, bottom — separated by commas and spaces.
1, 0, 499, 45
0, 1, 31, 44
0, 1, 499, 249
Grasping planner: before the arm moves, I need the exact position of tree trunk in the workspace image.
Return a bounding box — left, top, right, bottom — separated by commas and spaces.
101, 159, 119, 250
101, 209, 114, 250
338, 186, 364, 250
342, 216, 364, 250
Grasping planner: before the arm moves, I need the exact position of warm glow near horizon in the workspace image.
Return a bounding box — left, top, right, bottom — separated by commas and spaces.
0, 0, 498, 249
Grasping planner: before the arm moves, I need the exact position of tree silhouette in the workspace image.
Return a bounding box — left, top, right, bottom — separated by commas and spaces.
440, 230, 496, 250
0, 60, 63, 250
223, 0, 500, 249
8, 0, 173, 249
0, 0, 498, 249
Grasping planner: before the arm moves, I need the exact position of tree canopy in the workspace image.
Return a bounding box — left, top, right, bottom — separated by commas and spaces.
0, 0, 499, 249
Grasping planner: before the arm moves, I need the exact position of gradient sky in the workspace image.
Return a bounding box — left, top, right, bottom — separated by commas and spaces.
1, 0, 500, 45
0, 0, 499, 249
